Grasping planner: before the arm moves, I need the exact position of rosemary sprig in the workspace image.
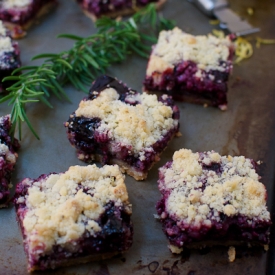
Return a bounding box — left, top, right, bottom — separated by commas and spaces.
1, 4, 175, 140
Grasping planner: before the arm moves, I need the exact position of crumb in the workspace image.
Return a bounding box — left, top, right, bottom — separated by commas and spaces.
228, 246, 236, 262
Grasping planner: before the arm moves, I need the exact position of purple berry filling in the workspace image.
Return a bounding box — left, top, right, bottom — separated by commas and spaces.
76, 0, 159, 17
144, 60, 232, 108
67, 114, 179, 173
88, 75, 141, 106
156, 198, 271, 248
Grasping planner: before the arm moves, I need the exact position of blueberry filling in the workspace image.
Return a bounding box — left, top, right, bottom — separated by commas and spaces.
202, 162, 221, 173
88, 75, 139, 105
156, 197, 271, 247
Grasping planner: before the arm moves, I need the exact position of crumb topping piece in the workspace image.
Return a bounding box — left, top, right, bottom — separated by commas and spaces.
147, 27, 233, 75
19, 165, 130, 252
168, 244, 183, 254
0, 21, 6, 36
75, 88, 178, 154
0, 20, 14, 55
0, 143, 16, 163
0, 36, 13, 54
160, 149, 270, 228
2, 0, 32, 9
228, 246, 236, 262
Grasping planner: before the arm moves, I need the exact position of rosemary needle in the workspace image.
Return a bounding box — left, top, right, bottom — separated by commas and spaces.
1, 4, 175, 140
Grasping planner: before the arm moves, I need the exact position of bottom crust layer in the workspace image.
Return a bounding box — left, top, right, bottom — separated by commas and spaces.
143, 89, 228, 111
29, 251, 121, 272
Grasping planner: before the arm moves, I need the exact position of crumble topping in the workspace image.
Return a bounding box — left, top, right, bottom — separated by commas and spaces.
75, 87, 178, 154
146, 27, 233, 76
0, 36, 13, 54
2, 0, 32, 9
0, 21, 6, 36
168, 244, 183, 254
0, 143, 16, 163
18, 165, 131, 252
160, 149, 270, 227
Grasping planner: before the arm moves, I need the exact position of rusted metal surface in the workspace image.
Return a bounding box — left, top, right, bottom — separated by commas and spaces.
0, 0, 275, 274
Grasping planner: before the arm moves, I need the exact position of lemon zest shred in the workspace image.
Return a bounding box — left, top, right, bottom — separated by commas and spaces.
256, 37, 275, 48
211, 29, 274, 64
234, 37, 253, 64
212, 29, 225, 39
247, 7, 254, 15
212, 29, 253, 63
209, 19, 220, 25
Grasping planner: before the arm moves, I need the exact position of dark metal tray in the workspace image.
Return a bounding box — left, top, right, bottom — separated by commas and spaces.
0, 0, 275, 274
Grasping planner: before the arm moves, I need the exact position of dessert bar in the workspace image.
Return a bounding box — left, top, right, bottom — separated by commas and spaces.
143, 27, 235, 110
0, 0, 57, 38
0, 20, 21, 92
75, 0, 166, 21
14, 164, 133, 271
65, 75, 180, 180
0, 115, 20, 208
156, 149, 271, 254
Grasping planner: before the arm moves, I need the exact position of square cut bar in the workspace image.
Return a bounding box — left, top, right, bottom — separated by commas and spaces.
0, 115, 20, 207
65, 75, 180, 181
156, 149, 271, 254
143, 27, 235, 110
0, 0, 57, 38
75, 0, 166, 21
14, 164, 133, 272
0, 20, 21, 92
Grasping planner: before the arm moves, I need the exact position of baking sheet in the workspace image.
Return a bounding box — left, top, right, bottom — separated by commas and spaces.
0, 0, 275, 274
